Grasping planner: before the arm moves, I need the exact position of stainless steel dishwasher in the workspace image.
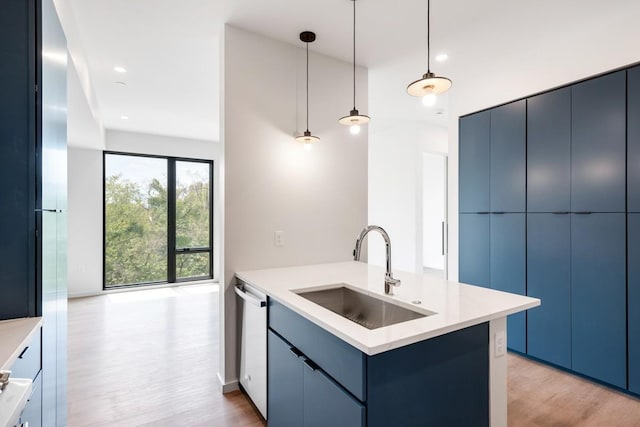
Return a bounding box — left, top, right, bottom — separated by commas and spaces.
235, 279, 267, 418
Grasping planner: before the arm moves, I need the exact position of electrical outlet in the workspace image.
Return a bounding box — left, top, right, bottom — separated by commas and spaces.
495, 331, 506, 357
274, 230, 284, 247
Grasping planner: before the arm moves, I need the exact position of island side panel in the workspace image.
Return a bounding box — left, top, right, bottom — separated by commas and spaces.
366, 322, 489, 427
489, 317, 507, 427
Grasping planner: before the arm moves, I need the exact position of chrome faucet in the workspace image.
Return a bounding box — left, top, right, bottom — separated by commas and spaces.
353, 225, 401, 295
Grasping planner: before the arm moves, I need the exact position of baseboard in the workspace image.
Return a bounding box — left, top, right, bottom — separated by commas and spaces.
217, 372, 239, 394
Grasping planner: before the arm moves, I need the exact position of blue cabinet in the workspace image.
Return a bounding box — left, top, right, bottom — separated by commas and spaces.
268, 330, 304, 427
490, 214, 526, 352
571, 71, 626, 213
526, 214, 571, 368
303, 362, 365, 427
629, 67, 640, 213
459, 214, 490, 287
268, 300, 490, 426
629, 214, 640, 394
571, 213, 626, 388
459, 111, 490, 213
490, 100, 526, 213
527, 88, 571, 213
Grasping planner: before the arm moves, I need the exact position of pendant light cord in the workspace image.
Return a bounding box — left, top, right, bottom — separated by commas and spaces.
427, 0, 431, 72
306, 41, 309, 132
353, 0, 356, 109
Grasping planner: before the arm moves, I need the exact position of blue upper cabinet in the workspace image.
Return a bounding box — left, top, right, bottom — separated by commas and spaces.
459, 111, 490, 213
571, 213, 626, 389
527, 88, 571, 213
571, 71, 626, 213
490, 213, 526, 352
629, 67, 640, 213
629, 214, 640, 394
459, 214, 490, 288
490, 100, 526, 213
526, 213, 571, 368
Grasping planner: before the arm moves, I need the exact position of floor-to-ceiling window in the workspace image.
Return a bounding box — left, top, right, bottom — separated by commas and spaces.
104, 152, 213, 288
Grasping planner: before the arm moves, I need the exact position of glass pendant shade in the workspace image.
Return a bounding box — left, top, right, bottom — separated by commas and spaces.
408, 72, 452, 97
295, 130, 320, 144
339, 109, 370, 126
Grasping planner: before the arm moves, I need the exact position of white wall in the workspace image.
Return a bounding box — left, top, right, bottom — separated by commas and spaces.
219, 25, 368, 390
67, 130, 220, 297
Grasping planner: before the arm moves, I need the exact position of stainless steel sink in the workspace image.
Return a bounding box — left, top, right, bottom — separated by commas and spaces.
295, 285, 430, 330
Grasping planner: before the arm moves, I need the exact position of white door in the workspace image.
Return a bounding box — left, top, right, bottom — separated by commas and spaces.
422, 153, 447, 277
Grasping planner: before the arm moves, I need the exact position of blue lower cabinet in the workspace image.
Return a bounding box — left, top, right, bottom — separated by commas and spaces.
268, 330, 303, 427
268, 302, 490, 426
490, 214, 526, 352
526, 214, 571, 368
303, 362, 365, 427
20, 373, 42, 427
571, 213, 626, 388
459, 213, 490, 288
629, 214, 640, 394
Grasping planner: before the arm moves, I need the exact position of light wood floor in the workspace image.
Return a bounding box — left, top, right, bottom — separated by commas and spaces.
68, 285, 640, 426
67, 285, 265, 427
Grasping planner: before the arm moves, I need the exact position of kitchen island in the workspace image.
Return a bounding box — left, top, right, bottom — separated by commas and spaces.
236, 261, 539, 427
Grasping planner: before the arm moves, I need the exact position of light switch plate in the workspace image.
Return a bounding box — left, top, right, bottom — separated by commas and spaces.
274, 230, 284, 247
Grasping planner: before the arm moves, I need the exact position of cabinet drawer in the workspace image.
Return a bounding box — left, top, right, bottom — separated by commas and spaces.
269, 299, 366, 402
11, 328, 41, 381
304, 360, 365, 427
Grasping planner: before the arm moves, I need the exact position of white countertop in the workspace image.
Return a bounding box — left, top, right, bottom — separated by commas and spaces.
236, 261, 540, 355
0, 317, 42, 372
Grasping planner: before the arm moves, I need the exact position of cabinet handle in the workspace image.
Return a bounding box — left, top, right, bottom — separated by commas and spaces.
492, 212, 505, 215
18, 346, 29, 359
441, 221, 445, 256
289, 347, 303, 358
477, 212, 489, 215
303, 359, 318, 372
35, 208, 61, 213
552, 212, 569, 215
574, 212, 593, 215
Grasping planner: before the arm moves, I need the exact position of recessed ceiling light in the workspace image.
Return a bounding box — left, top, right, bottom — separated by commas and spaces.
120, 115, 129, 120
114, 66, 127, 73
435, 53, 448, 62
115, 81, 126, 86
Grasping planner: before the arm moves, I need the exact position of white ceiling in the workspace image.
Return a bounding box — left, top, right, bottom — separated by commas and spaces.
64, 0, 640, 142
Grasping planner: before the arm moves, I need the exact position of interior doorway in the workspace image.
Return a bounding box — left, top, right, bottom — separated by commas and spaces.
422, 153, 447, 278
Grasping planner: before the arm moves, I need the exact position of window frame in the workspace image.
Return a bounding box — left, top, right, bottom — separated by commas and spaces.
102, 151, 214, 289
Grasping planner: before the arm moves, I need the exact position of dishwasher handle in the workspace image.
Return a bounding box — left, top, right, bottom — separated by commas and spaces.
235, 284, 266, 308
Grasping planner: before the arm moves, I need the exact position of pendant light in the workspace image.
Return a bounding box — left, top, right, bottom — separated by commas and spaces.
339, 0, 369, 135
406, 0, 451, 106
296, 31, 320, 151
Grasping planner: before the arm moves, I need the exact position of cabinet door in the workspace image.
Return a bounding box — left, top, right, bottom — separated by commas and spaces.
490, 100, 526, 213
0, 0, 35, 321
268, 330, 303, 427
303, 361, 365, 427
459, 111, 490, 213
527, 88, 571, 213
571, 71, 626, 213
459, 214, 490, 287
629, 67, 640, 213
20, 373, 42, 427
491, 214, 526, 352
629, 214, 640, 393
571, 213, 626, 388
526, 214, 571, 368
